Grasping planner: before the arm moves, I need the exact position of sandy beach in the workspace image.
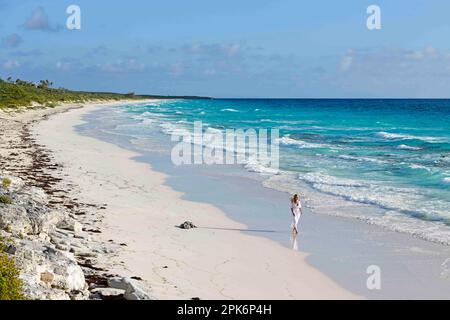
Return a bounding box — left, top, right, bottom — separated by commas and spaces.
30, 101, 359, 299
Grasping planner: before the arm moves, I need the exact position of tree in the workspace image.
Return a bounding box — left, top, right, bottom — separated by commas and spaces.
37, 79, 52, 89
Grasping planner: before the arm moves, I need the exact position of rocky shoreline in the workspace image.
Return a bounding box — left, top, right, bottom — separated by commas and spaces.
0, 103, 153, 300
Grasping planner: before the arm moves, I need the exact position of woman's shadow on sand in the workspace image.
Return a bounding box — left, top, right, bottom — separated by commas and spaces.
175, 225, 284, 234
175, 225, 300, 250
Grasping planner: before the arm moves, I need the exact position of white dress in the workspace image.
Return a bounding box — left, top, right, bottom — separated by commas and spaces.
291, 200, 302, 229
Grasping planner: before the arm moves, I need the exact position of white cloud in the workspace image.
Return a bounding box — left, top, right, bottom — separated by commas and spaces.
334, 45, 450, 97
98, 59, 146, 73
182, 43, 241, 57
405, 45, 438, 60
3, 59, 21, 69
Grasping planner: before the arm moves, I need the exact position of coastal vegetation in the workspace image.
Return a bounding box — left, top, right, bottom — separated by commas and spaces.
2, 178, 12, 190
0, 77, 143, 109
0, 77, 211, 109
0, 195, 12, 205
0, 237, 24, 300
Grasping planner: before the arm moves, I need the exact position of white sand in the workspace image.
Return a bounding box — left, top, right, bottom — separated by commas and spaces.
33, 101, 359, 300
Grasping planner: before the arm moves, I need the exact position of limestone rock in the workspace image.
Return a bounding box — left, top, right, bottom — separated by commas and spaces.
91, 287, 125, 299
57, 217, 83, 234
0, 205, 62, 236
0, 205, 30, 235
14, 239, 87, 298
180, 221, 197, 229
107, 277, 153, 300
40, 271, 54, 284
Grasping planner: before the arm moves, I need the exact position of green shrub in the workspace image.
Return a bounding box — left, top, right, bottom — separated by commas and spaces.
0, 253, 24, 300
1, 178, 11, 190
0, 237, 24, 300
0, 195, 12, 205
0, 237, 7, 252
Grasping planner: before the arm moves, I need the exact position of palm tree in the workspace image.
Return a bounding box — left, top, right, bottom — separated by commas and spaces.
38, 79, 52, 89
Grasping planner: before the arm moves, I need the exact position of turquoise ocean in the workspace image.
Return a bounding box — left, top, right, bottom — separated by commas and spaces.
81, 99, 450, 245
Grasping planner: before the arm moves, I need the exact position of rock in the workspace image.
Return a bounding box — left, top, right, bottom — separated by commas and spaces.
71, 290, 90, 300
0, 175, 25, 192
125, 284, 152, 300
32, 210, 63, 235
22, 187, 48, 205
74, 232, 91, 241
57, 217, 83, 234
180, 221, 197, 229
73, 222, 83, 234
107, 277, 153, 300
14, 240, 87, 297
55, 240, 70, 251
0, 205, 30, 236
107, 277, 129, 290
0, 205, 62, 236
53, 262, 86, 291
5, 244, 17, 255
40, 271, 54, 284
91, 287, 125, 297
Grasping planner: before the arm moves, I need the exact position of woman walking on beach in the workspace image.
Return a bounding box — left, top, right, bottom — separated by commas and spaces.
290, 194, 303, 234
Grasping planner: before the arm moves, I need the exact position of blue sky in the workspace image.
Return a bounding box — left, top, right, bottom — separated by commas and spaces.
1, 0, 450, 97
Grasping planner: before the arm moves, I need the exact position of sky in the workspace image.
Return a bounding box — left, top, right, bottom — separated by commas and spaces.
1, 0, 450, 98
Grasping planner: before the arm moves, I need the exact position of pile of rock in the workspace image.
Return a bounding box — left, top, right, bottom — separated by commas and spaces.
0, 174, 153, 300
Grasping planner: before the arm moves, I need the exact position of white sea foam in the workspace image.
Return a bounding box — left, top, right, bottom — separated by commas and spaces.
260, 119, 316, 125
397, 144, 422, 151
300, 172, 366, 188
131, 111, 153, 120
205, 127, 223, 134
376, 132, 445, 143
408, 164, 433, 172
360, 211, 450, 246
297, 172, 449, 219
159, 122, 190, 136
338, 154, 386, 164
141, 119, 155, 126
244, 158, 280, 175
442, 177, 450, 185
276, 136, 330, 149
221, 108, 239, 112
